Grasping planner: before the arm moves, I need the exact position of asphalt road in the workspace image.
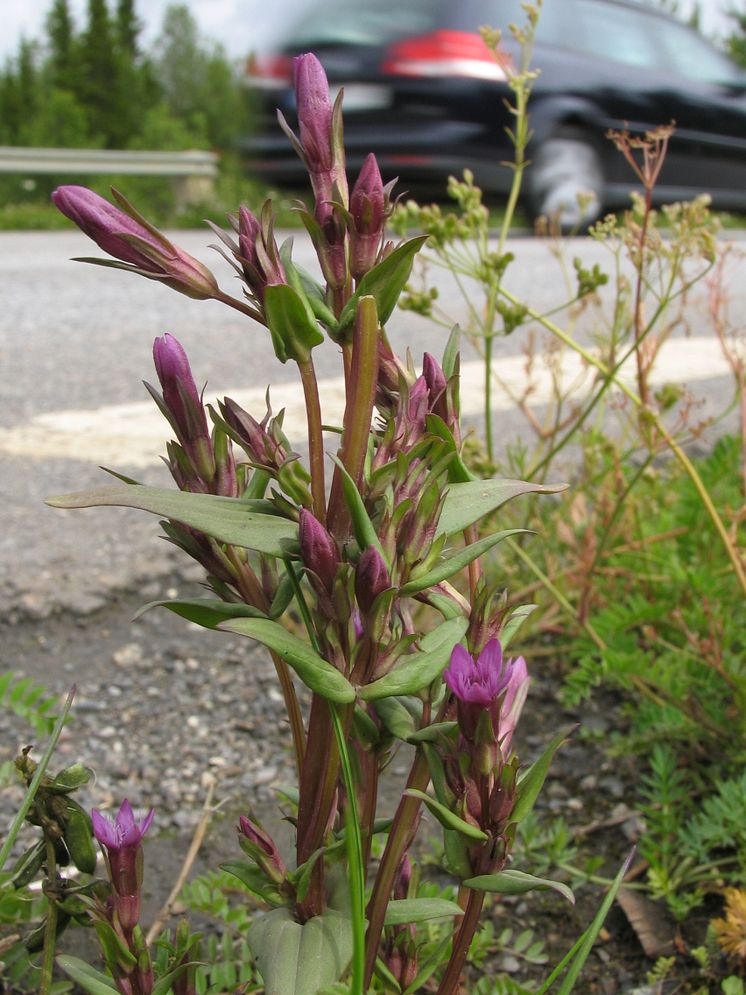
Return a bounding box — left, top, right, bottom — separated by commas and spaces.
1, 228, 742, 616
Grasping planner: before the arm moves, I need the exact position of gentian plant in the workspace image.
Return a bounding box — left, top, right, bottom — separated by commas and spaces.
45, 52, 592, 995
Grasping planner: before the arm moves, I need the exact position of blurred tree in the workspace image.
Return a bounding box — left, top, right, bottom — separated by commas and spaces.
151, 4, 251, 149
726, 5, 746, 65
115, 0, 141, 56
46, 0, 78, 92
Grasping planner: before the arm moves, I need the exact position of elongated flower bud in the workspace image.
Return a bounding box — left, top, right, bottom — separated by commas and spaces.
355, 545, 390, 615
349, 154, 386, 279
151, 334, 215, 486
299, 509, 340, 593
52, 185, 220, 300
237, 203, 287, 305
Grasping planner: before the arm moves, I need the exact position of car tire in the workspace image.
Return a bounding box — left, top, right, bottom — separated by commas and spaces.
528, 129, 604, 232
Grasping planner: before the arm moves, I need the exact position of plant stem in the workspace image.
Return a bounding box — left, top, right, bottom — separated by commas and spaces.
330, 706, 366, 995
297, 357, 327, 524
435, 887, 485, 994
484, 333, 494, 464
500, 289, 746, 597
0, 688, 75, 874
363, 749, 430, 987
39, 838, 58, 995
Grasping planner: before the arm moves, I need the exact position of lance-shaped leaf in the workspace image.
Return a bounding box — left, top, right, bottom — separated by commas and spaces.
399, 530, 528, 597
500, 603, 538, 650
384, 899, 464, 926
359, 617, 467, 700
221, 617, 355, 703
406, 721, 457, 745
330, 456, 387, 563
426, 414, 475, 484
403, 789, 487, 841
337, 235, 428, 332
46, 485, 298, 556
439, 479, 568, 536
512, 725, 576, 825
221, 860, 285, 905
135, 598, 268, 629
248, 906, 353, 995
56, 956, 121, 995
264, 282, 324, 364
464, 869, 574, 905
373, 697, 419, 741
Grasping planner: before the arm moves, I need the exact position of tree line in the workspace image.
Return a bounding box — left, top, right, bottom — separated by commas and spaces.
0, 0, 252, 151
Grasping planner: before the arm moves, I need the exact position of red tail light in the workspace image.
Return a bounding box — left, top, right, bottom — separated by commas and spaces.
382, 30, 510, 80
246, 52, 293, 89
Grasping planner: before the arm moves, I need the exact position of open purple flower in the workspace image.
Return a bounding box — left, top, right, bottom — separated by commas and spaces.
92, 799, 154, 932
52, 185, 220, 300
444, 640, 529, 753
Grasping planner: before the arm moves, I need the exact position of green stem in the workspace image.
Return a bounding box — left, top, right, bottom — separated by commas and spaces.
507, 537, 606, 650
435, 887, 486, 995
297, 358, 327, 524
327, 296, 380, 536
330, 706, 366, 995
484, 333, 494, 464
501, 289, 746, 597
39, 838, 58, 995
0, 688, 75, 873
363, 749, 430, 987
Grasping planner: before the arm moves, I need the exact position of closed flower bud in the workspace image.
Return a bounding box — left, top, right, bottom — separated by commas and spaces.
52, 185, 220, 300
151, 334, 215, 486
237, 202, 287, 305
349, 154, 386, 279
238, 814, 287, 884
355, 545, 390, 615
299, 509, 340, 593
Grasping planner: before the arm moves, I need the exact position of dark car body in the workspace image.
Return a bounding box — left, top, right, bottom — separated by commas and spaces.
242, 0, 746, 227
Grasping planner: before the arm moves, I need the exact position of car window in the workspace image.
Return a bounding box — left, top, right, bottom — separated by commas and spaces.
538, 0, 664, 68
287, 0, 440, 46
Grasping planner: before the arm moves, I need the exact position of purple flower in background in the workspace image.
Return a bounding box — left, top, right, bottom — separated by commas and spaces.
52, 185, 220, 300
237, 203, 287, 304
92, 799, 154, 932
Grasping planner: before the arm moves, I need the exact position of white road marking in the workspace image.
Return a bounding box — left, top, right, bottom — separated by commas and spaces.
0, 337, 734, 468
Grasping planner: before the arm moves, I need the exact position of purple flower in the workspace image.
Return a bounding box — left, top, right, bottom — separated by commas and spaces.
293, 54, 334, 176
355, 545, 390, 615
299, 509, 340, 593
52, 185, 219, 300
92, 800, 154, 932
150, 334, 216, 487
444, 640, 529, 752
349, 154, 386, 278
237, 203, 287, 305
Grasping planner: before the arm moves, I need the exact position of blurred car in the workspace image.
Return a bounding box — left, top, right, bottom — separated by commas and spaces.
242, 0, 746, 229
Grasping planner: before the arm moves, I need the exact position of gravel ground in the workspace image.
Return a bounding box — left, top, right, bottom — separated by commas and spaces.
1, 559, 661, 992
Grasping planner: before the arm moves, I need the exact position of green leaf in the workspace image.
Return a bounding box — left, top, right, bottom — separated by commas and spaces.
406, 721, 458, 745
439, 479, 567, 536
264, 282, 324, 364
360, 617, 467, 700
46, 486, 298, 556
404, 789, 488, 841
56, 956, 120, 995
425, 414, 476, 483
500, 604, 538, 650
373, 697, 418, 741
248, 906, 353, 995
399, 530, 528, 596
220, 861, 282, 904
221, 618, 355, 703
330, 457, 387, 563
338, 236, 428, 332
151, 964, 199, 995
512, 725, 575, 825
543, 850, 634, 995
134, 598, 268, 629
464, 869, 574, 905
48, 763, 94, 793
384, 898, 464, 926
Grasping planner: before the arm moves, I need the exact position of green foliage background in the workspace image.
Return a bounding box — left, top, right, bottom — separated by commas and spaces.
0, 0, 260, 225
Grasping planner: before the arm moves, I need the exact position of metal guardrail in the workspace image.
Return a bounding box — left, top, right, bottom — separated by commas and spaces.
0, 146, 219, 177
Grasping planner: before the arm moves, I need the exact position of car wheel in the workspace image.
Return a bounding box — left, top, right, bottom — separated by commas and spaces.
528, 129, 603, 232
